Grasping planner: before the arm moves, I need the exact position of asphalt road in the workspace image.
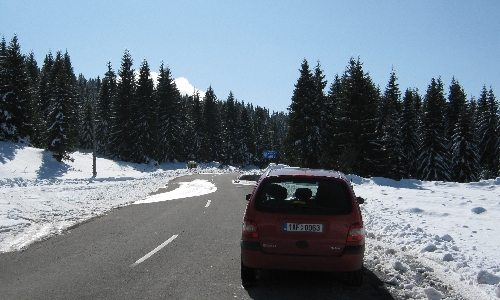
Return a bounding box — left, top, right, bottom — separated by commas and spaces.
0, 173, 395, 299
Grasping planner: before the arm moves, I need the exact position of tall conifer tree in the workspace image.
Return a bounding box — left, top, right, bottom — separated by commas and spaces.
222, 91, 239, 164
202, 86, 222, 162
46, 51, 78, 161
400, 88, 422, 178
32, 52, 54, 148
184, 92, 204, 161
447, 78, 479, 182
239, 103, 256, 165
0, 35, 31, 141
476, 86, 499, 178
76, 74, 93, 149
452, 101, 480, 182
253, 106, 271, 167
311, 61, 327, 168
418, 78, 451, 181
97, 62, 116, 155
321, 74, 342, 169
132, 59, 155, 163
110, 50, 135, 161
156, 62, 183, 163
286, 59, 317, 167
336, 57, 381, 176
379, 68, 402, 178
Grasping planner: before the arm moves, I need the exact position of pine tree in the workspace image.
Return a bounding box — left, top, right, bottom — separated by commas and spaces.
320, 74, 342, 169
222, 91, 239, 165
25, 50, 39, 142
476, 86, 499, 178
0, 36, 9, 141
270, 111, 288, 165
452, 102, 480, 182
253, 106, 271, 167
0, 35, 31, 141
446, 78, 465, 142
233, 101, 247, 165
77, 74, 94, 149
400, 88, 422, 178
46, 51, 78, 161
379, 68, 402, 179
25, 51, 39, 85
156, 62, 183, 163
110, 50, 135, 161
31, 52, 54, 148
417, 78, 451, 181
131, 59, 156, 163
0, 37, 6, 141
76, 76, 101, 150
201, 86, 222, 162
311, 61, 328, 168
446, 78, 480, 182
184, 92, 204, 161
336, 57, 382, 176
238, 103, 256, 165
286, 59, 321, 167
96, 62, 116, 155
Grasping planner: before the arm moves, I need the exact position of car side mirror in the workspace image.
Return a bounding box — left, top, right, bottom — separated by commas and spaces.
246, 194, 251, 201
356, 196, 364, 204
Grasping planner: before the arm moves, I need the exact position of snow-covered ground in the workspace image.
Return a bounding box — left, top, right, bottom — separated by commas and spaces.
1, 141, 499, 299
0, 141, 234, 252
352, 176, 500, 299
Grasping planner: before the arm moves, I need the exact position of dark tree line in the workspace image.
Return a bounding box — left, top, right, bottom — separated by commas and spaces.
2, 34, 499, 182
286, 57, 499, 182
0, 35, 286, 167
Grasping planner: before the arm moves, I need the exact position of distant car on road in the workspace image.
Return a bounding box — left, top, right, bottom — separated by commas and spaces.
241, 167, 365, 286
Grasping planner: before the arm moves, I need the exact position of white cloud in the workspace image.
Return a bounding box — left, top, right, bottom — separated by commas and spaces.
132, 70, 159, 87
127, 72, 205, 99
150, 71, 159, 86
174, 77, 205, 99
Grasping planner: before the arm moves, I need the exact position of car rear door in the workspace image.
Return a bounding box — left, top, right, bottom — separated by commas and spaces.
256, 213, 352, 257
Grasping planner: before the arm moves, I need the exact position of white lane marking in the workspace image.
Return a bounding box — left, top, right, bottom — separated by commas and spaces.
130, 234, 178, 267
205, 200, 211, 208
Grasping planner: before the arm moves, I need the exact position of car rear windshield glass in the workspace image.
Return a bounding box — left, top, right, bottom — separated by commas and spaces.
255, 178, 353, 215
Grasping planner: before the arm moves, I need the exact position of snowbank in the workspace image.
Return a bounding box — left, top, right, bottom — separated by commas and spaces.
352, 175, 500, 299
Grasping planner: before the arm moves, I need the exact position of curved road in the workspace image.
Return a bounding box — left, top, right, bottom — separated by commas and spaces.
0, 173, 395, 299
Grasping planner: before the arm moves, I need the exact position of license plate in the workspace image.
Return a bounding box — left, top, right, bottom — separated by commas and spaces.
283, 223, 323, 232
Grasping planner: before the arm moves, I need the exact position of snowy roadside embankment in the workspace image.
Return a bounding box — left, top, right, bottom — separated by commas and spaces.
1, 171, 181, 252
0, 142, 237, 253
351, 175, 500, 299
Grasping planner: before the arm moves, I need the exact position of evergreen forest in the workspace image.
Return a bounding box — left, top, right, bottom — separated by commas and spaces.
1, 34, 499, 183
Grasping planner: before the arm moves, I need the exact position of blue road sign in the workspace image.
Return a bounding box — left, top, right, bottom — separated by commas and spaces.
263, 150, 277, 159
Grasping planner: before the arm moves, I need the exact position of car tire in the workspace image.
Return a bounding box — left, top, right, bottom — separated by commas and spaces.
241, 259, 256, 286
346, 268, 363, 286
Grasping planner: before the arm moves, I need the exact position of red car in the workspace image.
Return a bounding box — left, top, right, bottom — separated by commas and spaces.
241, 167, 365, 286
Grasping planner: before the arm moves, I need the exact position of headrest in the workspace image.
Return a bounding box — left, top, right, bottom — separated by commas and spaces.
295, 188, 312, 201
266, 184, 287, 200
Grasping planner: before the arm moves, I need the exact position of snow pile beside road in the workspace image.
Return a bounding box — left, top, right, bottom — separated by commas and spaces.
0, 142, 234, 253
352, 175, 500, 299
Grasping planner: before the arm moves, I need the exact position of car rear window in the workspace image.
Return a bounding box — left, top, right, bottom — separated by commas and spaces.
255, 178, 352, 215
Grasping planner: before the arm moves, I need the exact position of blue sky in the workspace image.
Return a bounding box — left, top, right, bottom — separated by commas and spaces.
1, 0, 499, 113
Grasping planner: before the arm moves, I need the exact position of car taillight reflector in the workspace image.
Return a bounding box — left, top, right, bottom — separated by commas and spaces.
347, 222, 364, 242
242, 218, 259, 238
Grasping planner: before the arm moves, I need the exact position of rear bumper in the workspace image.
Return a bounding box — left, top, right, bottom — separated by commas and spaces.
241, 241, 364, 272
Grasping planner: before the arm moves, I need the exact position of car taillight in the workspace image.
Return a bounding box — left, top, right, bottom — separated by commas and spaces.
347, 222, 364, 242
242, 218, 259, 238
